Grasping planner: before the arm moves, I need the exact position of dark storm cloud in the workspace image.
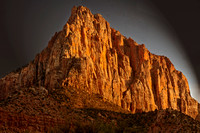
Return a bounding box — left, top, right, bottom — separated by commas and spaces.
0, 0, 199, 100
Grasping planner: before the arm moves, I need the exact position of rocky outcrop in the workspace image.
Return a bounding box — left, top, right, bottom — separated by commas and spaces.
0, 6, 199, 119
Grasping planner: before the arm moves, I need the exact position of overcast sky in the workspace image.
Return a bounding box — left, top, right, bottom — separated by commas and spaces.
0, 0, 199, 101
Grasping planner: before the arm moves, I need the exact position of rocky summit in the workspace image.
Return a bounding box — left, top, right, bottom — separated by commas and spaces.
0, 6, 200, 132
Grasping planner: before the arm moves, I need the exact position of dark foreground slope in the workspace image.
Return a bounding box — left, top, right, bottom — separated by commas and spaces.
52, 108, 200, 133
2, 107, 199, 133
0, 85, 200, 132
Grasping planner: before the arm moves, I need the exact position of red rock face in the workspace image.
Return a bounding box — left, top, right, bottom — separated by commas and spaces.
0, 6, 199, 119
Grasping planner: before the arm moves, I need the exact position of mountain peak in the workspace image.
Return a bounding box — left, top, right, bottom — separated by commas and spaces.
72, 6, 91, 14
68, 5, 94, 24
0, 6, 199, 125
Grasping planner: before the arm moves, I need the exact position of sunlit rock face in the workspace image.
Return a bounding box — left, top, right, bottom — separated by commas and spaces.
0, 6, 199, 119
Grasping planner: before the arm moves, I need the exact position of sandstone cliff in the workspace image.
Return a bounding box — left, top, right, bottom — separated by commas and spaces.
0, 6, 199, 119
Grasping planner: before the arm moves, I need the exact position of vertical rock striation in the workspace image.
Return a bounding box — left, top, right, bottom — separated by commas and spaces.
0, 6, 199, 119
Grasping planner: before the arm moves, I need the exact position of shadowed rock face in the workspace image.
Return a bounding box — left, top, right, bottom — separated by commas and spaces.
0, 6, 199, 119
